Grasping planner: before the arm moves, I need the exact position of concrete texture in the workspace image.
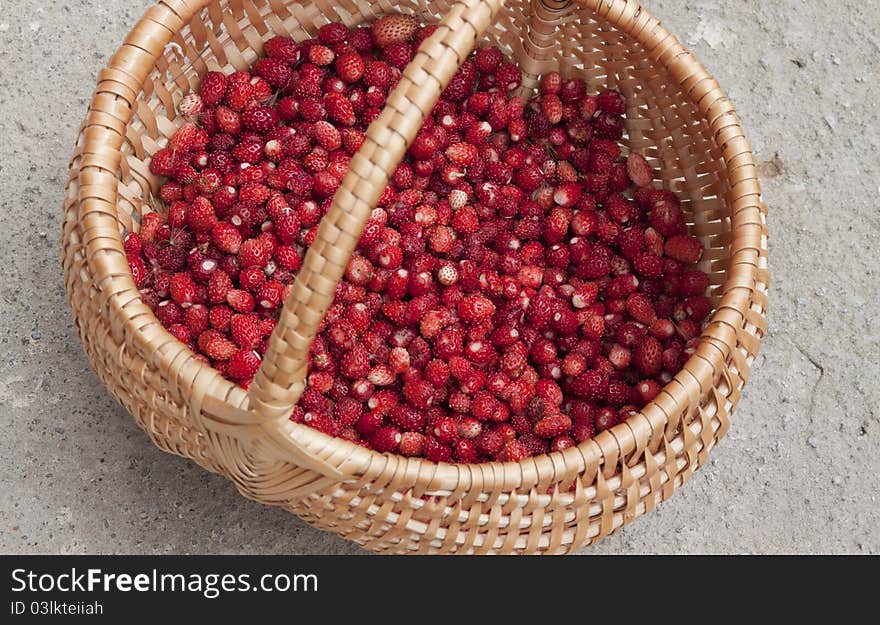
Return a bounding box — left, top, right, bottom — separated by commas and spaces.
0, 0, 877, 555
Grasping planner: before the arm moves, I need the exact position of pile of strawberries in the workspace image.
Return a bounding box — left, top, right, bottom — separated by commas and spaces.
126, 14, 712, 463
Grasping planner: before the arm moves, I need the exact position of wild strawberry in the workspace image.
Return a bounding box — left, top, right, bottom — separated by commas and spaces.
665, 234, 703, 263
496, 62, 521, 91
626, 152, 653, 187
474, 429, 505, 457
317, 21, 349, 45
199, 71, 228, 106
424, 436, 452, 462
332, 51, 365, 83
403, 378, 434, 409
410, 132, 439, 160
359, 59, 390, 89
199, 331, 237, 361
445, 142, 478, 167
341, 346, 370, 379
633, 336, 662, 376
226, 289, 255, 313
369, 426, 401, 453
633, 252, 664, 278
497, 438, 527, 461
541, 94, 563, 124
457, 294, 495, 324
649, 199, 684, 237
571, 370, 608, 401
533, 413, 571, 439
168, 273, 197, 308
229, 314, 262, 349
684, 295, 712, 322
515, 164, 543, 191
264, 36, 299, 63
450, 439, 476, 463
398, 432, 425, 456
382, 42, 413, 69
257, 280, 284, 309
593, 407, 616, 432
149, 147, 177, 177
225, 79, 254, 111
308, 44, 335, 66
372, 14, 418, 48
227, 348, 261, 380
241, 105, 278, 132
253, 57, 292, 89
214, 106, 241, 135
324, 92, 356, 127
238, 238, 271, 268
626, 292, 657, 324
368, 364, 396, 386
539, 70, 562, 95
312, 120, 342, 150
597, 89, 626, 115
637, 379, 661, 403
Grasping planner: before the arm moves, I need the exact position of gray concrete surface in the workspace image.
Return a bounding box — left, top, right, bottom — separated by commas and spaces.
0, 0, 877, 555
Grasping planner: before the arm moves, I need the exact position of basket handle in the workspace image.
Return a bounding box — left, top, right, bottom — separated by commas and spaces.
248, 0, 506, 421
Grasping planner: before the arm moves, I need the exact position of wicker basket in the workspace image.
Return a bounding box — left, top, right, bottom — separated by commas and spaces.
62, 0, 768, 554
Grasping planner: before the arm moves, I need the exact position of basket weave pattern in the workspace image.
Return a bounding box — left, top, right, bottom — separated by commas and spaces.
62, 0, 769, 553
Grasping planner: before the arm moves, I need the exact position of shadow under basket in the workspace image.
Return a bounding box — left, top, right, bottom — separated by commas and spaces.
62, 0, 769, 554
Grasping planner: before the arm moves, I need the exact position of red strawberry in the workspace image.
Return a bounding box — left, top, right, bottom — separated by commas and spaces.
312, 120, 342, 150
199, 71, 228, 106
457, 295, 495, 324
225, 79, 254, 111
475, 46, 503, 73
264, 36, 299, 63
257, 280, 284, 309
571, 370, 608, 401
227, 348, 261, 380
335, 52, 365, 83
230, 314, 262, 349
149, 148, 177, 177
626, 152, 653, 187
241, 105, 278, 132
199, 331, 238, 360
533, 413, 572, 439
128, 256, 147, 287
324, 92, 355, 126
445, 142, 478, 167
371, 14, 418, 48
169, 273, 197, 307
214, 106, 241, 135
211, 221, 242, 254
665, 235, 703, 263
633, 336, 662, 376
226, 289, 255, 313
308, 44, 334, 66
186, 197, 217, 233
253, 57, 292, 89
238, 238, 271, 268
206, 271, 232, 304
341, 346, 370, 379
363, 60, 392, 89
626, 292, 657, 325
541, 94, 563, 124
370, 425, 402, 453
318, 22, 349, 45
382, 42, 413, 69
597, 89, 626, 115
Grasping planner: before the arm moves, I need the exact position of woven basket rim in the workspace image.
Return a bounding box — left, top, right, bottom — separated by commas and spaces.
74, 0, 766, 487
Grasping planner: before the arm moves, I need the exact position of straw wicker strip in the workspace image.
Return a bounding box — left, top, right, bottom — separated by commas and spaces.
62, 0, 769, 554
